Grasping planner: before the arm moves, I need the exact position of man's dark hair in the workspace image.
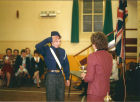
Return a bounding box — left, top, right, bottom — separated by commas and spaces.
91, 32, 108, 50
51, 31, 61, 38
6, 48, 12, 53
34, 50, 40, 55
21, 49, 26, 54
13, 49, 19, 53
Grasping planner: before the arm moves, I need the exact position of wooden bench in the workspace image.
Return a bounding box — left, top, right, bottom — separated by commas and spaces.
125, 38, 137, 59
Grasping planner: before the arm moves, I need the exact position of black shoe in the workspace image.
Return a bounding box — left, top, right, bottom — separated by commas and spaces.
73, 86, 82, 90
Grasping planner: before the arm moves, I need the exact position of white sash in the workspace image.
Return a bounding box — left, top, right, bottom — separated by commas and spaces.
50, 47, 62, 70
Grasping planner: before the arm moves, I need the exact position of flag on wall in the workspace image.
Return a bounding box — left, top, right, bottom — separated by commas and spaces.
115, 0, 128, 63
71, 0, 79, 43
103, 0, 114, 42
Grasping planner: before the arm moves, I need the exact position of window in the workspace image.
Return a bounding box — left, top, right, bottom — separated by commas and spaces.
80, 0, 103, 33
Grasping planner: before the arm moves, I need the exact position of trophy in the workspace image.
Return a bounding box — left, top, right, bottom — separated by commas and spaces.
80, 65, 86, 73
104, 92, 112, 102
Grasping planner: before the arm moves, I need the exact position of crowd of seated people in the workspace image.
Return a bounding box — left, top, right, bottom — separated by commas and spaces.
0, 48, 45, 88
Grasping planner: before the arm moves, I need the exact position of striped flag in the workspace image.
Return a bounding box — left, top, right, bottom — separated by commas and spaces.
115, 0, 128, 63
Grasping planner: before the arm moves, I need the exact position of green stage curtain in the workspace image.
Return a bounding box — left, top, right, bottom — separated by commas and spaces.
103, 0, 114, 42
71, 0, 79, 43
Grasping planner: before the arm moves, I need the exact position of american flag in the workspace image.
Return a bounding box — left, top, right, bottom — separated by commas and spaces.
115, 0, 128, 63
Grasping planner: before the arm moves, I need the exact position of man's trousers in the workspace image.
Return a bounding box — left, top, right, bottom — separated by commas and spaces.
45, 73, 65, 101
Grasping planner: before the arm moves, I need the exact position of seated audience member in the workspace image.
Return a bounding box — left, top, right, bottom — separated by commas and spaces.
136, 53, 140, 70
14, 49, 30, 87
0, 58, 3, 71
25, 48, 32, 60
0, 68, 3, 87
1, 48, 14, 87
10, 49, 20, 87
12, 49, 19, 70
130, 53, 140, 95
0, 54, 3, 67
136, 53, 140, 95
31, 50, 44, 88
13, 49, 19, 63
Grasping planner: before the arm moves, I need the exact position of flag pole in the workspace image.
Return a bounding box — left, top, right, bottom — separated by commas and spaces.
122, 0, 126, 101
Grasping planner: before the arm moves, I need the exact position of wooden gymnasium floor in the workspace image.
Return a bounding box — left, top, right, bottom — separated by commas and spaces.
1, 82, 140, 102
0, 83, 84, 101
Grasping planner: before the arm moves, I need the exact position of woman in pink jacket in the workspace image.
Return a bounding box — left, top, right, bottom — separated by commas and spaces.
81, 32, 113, 102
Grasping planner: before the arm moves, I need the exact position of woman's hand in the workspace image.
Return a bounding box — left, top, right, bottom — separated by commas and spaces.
81, 73, 86, 80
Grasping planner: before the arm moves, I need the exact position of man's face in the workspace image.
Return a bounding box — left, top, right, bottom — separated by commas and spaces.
26, 48, 30, 54
7, 50, 12, 56
34, 53, 39, 57
52, 36, 61, 48
14, 51, 19, 56
21, 52, 26, 57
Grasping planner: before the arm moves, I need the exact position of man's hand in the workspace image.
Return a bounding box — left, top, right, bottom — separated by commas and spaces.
65, 80, 70, 87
